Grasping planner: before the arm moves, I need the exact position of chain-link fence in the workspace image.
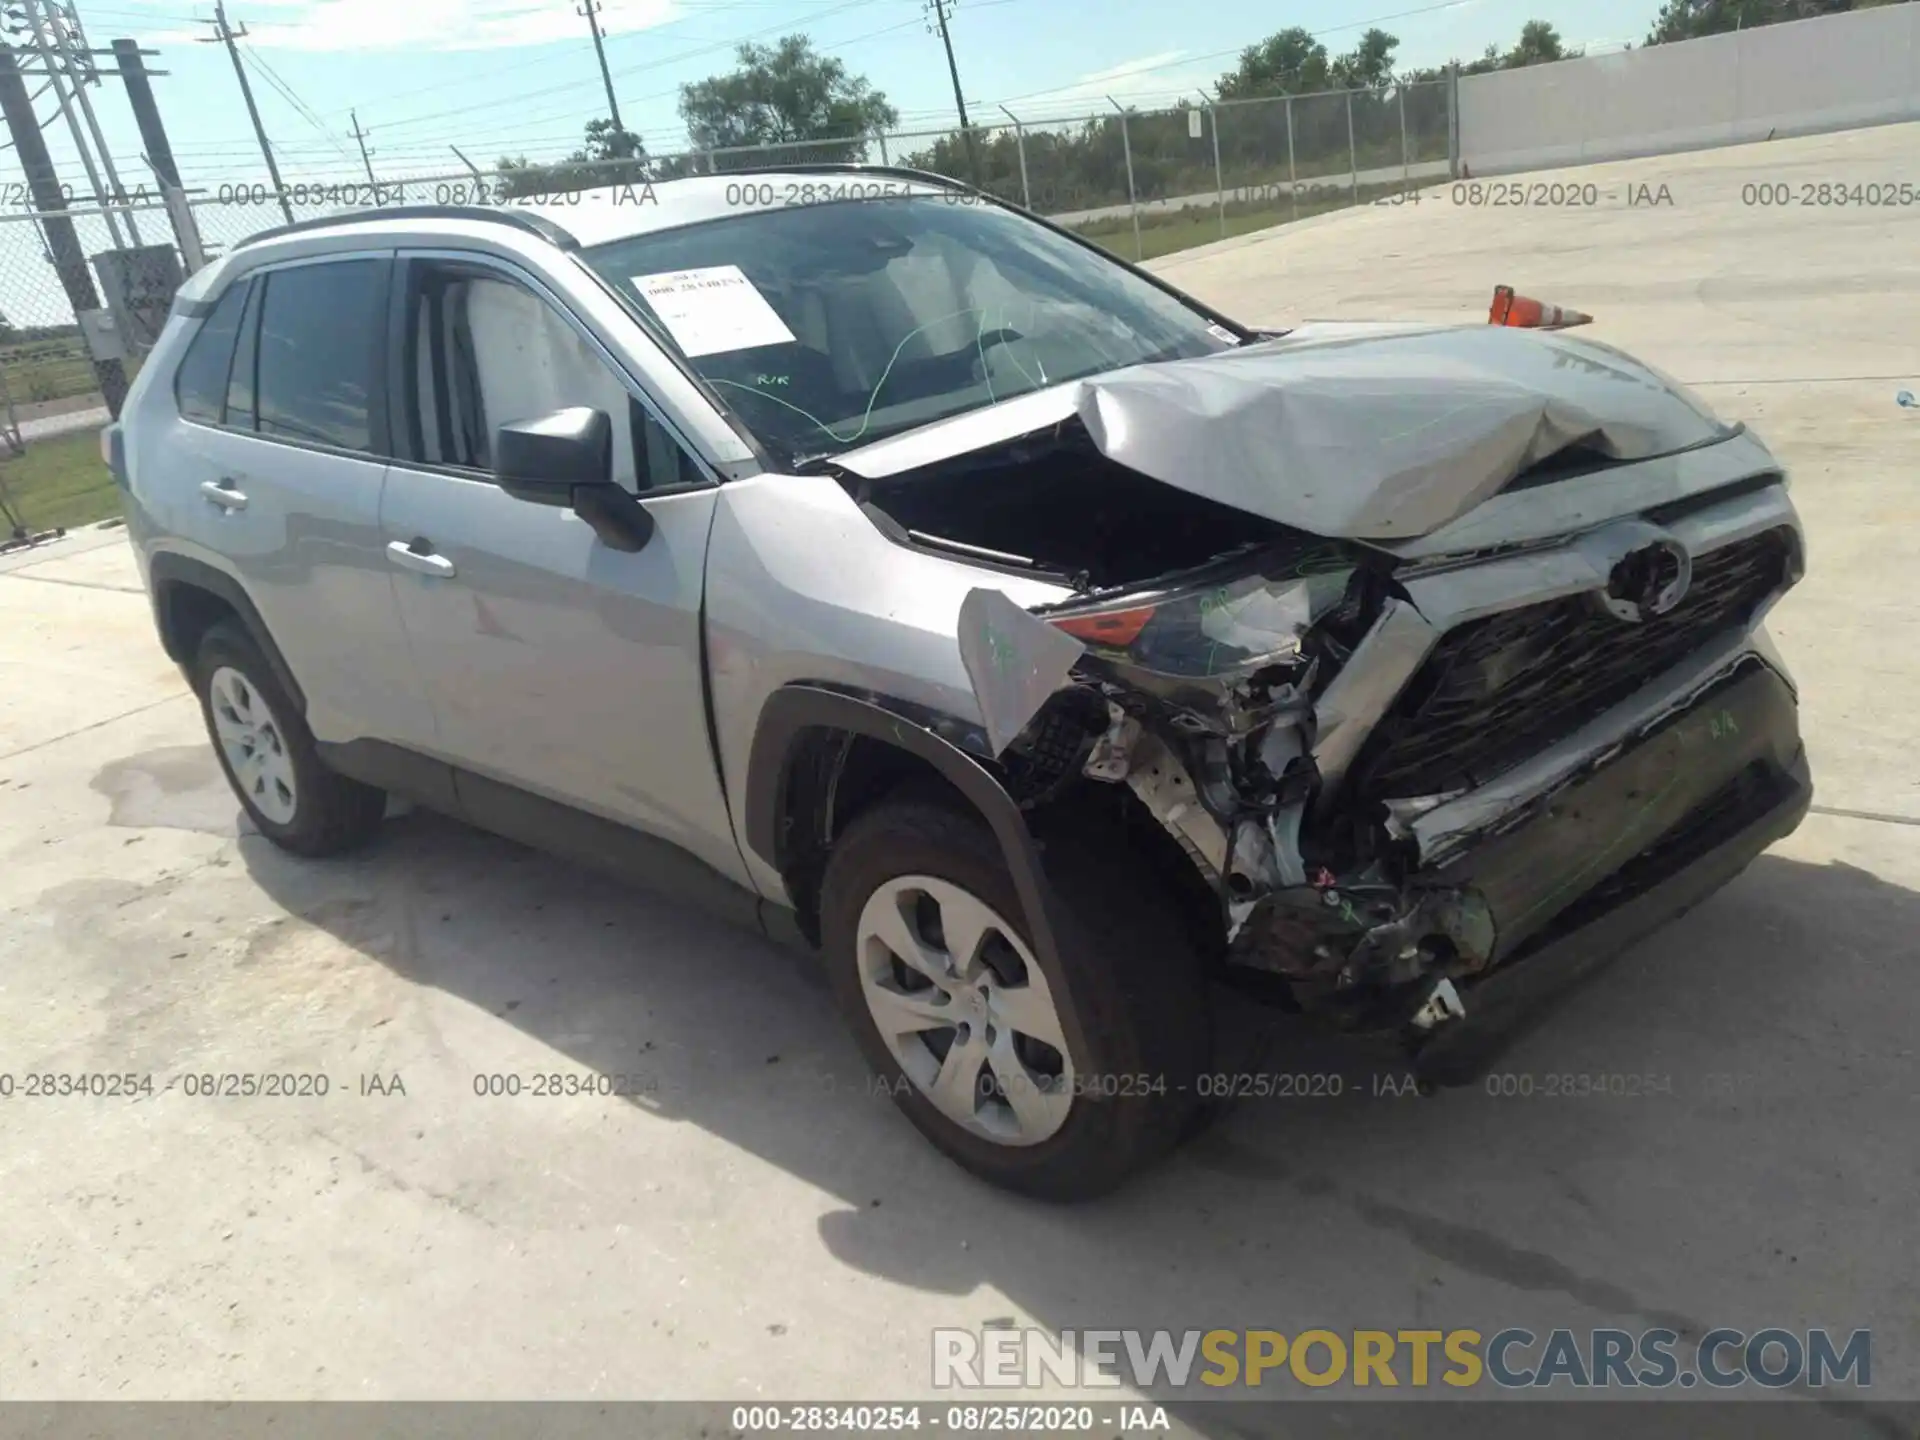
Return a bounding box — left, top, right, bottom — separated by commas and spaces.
0, 74, 1456, 539
0, 73, 1464, 356
0, 73, 1459, 536
0, 192, 189, 535
165, 76, 1459, 271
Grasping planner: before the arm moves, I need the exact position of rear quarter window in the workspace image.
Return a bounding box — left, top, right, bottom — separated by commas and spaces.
172, 280, 250, 425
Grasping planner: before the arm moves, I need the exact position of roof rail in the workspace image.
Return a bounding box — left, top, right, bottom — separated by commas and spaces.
232, 204, 580, 252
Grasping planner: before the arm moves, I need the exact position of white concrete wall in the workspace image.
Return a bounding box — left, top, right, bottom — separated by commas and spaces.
1459, 3, 1920, 175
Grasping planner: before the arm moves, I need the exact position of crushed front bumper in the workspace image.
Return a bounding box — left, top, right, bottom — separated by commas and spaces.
1409, 661, 1812, 1083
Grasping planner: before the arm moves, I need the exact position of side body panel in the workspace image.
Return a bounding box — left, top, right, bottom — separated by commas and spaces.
121, 254, 435, 749
183, 424, 432, 747
374, 244, 749, 888
704, 471, 1072, 901
378, 469, 744, 886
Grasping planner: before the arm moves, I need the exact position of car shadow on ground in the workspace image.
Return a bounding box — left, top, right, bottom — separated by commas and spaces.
205, 774, 1914, 1438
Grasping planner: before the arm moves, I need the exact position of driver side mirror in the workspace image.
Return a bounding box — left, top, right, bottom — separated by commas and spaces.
494, 406, 654, 552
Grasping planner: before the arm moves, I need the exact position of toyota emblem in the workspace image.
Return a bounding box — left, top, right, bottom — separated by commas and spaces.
1600, 539, 1693, 623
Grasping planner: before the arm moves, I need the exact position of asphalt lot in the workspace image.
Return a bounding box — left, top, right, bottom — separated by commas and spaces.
1, 123, 1916, 1426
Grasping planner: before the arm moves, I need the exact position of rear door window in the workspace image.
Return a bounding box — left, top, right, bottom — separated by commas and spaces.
255, 259, 386, 452
172, 279, 250, 425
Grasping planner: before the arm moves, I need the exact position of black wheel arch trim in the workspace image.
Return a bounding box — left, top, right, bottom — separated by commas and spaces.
744, 684, 1074, 1027
147, 551, 307, 716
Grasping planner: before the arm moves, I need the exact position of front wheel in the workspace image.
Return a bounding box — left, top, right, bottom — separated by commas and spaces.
819, 797, 1210, 1200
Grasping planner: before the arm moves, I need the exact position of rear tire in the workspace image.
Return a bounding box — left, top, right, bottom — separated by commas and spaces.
819, 796, 1211, 1200
192, 618, 385, 856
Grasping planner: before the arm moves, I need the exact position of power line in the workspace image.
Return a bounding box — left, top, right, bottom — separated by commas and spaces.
344, 8, 934, 157
174, 0, 970, 169
239, 40, 358, 166
201, 0, 292, 220
297, 0, 880, 125
292, 0, 1022, 164
366, 0, 894, 135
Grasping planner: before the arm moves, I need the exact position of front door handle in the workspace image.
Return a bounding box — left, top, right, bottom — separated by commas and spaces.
387, 538, 456, 578
199, 478, 248, 510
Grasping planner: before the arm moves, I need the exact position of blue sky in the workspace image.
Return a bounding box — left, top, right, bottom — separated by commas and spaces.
23, 0, 1662, 192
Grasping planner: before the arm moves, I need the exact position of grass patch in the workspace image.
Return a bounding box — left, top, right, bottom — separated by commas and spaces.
0, 429, 121, 533
1072, 177, 1428, 262
0, 339, 99, 406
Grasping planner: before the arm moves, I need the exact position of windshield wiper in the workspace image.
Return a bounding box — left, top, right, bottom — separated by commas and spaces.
787, 450, 843, 473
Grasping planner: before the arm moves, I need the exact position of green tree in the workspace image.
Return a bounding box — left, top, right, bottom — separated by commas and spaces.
1645, 0, 1857, 44
1330, 27, 1400, 90
1407, 19, 1583, 80
1506, 18, 1569, 65
677, 35, 897, 165
496, 117, 654, 198
1216, 26, 1332, 98
1217, 25, 1403, 97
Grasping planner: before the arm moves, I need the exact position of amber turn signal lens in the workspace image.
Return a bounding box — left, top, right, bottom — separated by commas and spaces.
1049, 605, 1157, 647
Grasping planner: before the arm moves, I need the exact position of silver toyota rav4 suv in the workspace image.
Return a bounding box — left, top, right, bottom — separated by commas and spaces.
108, 167, 1811, 1198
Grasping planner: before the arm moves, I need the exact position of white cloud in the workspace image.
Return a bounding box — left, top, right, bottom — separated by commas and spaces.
1002, 50, 1222, 119
138, 0, 679, 52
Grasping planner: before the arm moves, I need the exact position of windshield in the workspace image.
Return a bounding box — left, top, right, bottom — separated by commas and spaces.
581, 194, 1239, 469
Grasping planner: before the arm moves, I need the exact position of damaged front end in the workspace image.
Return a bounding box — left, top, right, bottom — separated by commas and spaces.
956, 477, 1811, 1058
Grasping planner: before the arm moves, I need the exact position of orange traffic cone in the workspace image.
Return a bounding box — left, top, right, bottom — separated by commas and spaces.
1488, 284, 1593, 329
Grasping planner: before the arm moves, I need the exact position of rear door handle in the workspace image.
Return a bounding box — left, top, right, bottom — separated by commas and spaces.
199, 479, 248, 510
387, 538, 456, 578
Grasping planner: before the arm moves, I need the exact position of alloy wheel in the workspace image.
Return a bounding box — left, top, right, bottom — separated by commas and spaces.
208, 665, 298, 826
855, 874, 1074, 1146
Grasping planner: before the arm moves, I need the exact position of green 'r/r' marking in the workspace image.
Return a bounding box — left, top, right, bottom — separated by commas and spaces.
984, 626, 1017, 676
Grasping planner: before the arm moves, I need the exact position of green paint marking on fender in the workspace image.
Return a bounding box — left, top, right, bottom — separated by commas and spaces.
983, 625, 1018, 677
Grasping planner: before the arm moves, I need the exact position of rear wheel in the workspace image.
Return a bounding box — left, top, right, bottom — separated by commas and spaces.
819, 796, 1210, 1200
192, 619, 386, 856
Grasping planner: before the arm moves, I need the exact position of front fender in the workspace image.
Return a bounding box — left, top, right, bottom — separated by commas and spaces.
743, 684, 1072, 1014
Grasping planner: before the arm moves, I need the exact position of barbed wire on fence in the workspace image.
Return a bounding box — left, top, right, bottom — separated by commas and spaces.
0, 78, 1457, 427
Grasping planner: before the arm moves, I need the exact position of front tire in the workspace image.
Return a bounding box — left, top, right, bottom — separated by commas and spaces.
819, 797, 1210, 1200
192, 619, 385, 856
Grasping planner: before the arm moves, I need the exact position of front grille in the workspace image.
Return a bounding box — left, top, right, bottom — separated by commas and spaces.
1351, 527, 1793, 799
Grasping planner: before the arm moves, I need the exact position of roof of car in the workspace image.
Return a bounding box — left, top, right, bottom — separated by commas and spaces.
233, 165, 972, 254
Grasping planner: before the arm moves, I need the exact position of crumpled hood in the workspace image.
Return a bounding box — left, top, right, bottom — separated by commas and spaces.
1072, 322, 1732, 541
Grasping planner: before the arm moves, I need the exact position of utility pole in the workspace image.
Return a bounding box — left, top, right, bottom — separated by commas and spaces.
927, 0, 980, 185
577, 0, 624, 135
112, 37, 205, 271
203, 1, 291, 223
349, 108, 377, 186
0, 43, 128, 414
112, 39, 180, 188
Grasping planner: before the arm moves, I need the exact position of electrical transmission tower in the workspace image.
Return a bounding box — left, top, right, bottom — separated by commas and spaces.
3, 0, 143, 244
0, 5, 146, 416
